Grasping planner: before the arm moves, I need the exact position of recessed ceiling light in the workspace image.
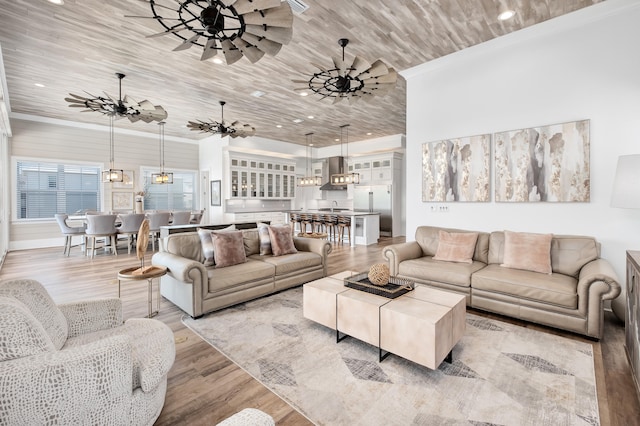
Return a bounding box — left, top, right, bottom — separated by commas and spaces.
498, 10, 516, 21
299, 92, 308, 96
47, 0, 64, 4
334, 138, 339, 142
309, 143, 314, 147
366, 132, 372, 136
276, 125, 283, 128
292, 118, 303, 124
212, 57, 223, 64
307, 115, 314, 119
34, 83, 45, 88
250, 90, 265, 98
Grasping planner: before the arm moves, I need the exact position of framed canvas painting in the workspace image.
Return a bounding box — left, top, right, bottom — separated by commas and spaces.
112, 191, 134, 211
422, 134, 491, 202
211, 180, 221, 206
494, 119, 590, 202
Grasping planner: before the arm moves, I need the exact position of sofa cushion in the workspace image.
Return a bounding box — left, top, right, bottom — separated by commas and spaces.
251, 252, 321, 276
415, 226, 490, 264
550, 236, 599, 278
433, 230, 478, 264
212, 231, 247, 268
257, 223, 272, 255
268, 225, 298, 256
243, 229, 260, 256
501, 231, 553, 274
165, 232, 203, 263
207, 259, 275, 292
397, 256, 487, 287
0, 296, 55, 361
472, 264, 578, 309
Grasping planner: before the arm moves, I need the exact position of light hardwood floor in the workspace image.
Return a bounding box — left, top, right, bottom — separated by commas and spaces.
1, 238, 639, 425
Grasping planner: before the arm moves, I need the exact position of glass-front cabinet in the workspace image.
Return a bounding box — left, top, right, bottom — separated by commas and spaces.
228, 153, 295, 200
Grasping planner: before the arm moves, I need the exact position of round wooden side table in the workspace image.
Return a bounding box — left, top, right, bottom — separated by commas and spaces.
117, 265, 167, 318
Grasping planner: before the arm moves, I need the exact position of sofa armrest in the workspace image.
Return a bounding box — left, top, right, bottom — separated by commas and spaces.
383, 242, 423, 276
59, 298, 123, 338
578, 258, 621, 301
294, 237, 332, 276
152, 251, 207, 284
0, 335, 133, 424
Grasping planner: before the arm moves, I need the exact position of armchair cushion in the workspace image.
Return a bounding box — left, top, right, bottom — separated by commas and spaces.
58, 298, 123, 338
0, 297, 55, 361
0, 279, 68, 350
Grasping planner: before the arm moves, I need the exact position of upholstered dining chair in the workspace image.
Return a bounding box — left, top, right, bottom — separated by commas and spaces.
116, 213, 146, 254
189, 210, 204, 225
85, 214, 118, 258
170, 211, 192, 226
0, 278, 175, 426
54, 213, 86, 256
147, 212, 171, 251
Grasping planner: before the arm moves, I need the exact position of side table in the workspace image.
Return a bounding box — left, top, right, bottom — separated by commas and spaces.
117, 265, 167, 318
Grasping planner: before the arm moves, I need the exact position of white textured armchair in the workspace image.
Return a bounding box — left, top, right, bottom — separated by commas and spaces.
0, 279, 175, 425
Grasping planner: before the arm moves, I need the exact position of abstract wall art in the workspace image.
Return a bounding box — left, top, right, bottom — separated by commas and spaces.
494, 120, 590, 202
422, 134, 491, 202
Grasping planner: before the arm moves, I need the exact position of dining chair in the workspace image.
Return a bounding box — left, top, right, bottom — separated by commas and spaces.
189, 210, 204, 225
85, 214, 118, 258
170, 211, 192, 226
54, 214, 86, 256
147, 212, 171, 251
116, 213, 146, 254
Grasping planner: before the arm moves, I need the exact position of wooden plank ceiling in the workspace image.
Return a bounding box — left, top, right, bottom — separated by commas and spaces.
0, 0, 602, 146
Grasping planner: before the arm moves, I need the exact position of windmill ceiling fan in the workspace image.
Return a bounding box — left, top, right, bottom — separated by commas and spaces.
187, 101, 256, 138
64, 73, 168, 123
293, 38, 398, 103
127, 0, 293, 64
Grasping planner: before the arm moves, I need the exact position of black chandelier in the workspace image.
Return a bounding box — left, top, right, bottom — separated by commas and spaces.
187, 101, 256, 138
293, 38, 397, 103
65, 73, 167, 123
127, 0, 293, 64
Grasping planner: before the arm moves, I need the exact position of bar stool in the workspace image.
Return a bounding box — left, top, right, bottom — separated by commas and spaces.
311, 213, 325, 234
323, 214, 338, 242
337, 215, 351, 245
85, 214, 118, 258
299, 213, 312, 234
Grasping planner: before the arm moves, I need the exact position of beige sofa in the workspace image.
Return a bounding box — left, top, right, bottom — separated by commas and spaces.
152, 229, 332, 318
383, 226, 620, 339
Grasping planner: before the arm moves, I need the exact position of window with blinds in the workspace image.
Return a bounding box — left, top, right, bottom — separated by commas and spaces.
16, 160, 101, 219
141, 168, 196, 211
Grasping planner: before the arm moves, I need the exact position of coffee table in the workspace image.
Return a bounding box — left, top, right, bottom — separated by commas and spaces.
303, 272, 466, 369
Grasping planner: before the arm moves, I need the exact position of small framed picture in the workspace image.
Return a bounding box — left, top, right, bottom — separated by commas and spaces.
112, 191, 134, 211
211, 180, 221, 206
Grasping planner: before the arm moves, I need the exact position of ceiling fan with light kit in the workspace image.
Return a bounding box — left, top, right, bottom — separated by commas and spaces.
187, 100, 256, 138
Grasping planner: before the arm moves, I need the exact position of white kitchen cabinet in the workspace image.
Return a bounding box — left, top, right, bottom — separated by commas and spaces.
228, 154, 295, 200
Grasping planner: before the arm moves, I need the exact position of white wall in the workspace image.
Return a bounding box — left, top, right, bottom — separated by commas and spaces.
401, 0, 640, 284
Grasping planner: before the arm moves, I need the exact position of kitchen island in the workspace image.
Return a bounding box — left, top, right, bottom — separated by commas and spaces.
283, 210, 380, 247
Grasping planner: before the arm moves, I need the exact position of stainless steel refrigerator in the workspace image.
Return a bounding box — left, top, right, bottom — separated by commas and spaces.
353, 185, 393, 236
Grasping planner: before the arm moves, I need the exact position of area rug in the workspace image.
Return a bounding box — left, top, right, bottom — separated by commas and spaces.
183, 287, 599, 426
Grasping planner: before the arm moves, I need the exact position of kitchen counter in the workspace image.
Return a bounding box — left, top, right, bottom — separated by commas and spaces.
283, 210, 380, 246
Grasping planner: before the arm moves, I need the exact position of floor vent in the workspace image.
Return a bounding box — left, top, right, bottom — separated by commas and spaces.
286, 0, 309, 14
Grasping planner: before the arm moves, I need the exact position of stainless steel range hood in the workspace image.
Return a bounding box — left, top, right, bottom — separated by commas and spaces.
319, 156, 347, 191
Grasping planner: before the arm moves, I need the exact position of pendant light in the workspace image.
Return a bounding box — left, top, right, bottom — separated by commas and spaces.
151, 121, 173, 184
331, 124, 360, 185
297, 133, 322, 186
101, 114, 124, 183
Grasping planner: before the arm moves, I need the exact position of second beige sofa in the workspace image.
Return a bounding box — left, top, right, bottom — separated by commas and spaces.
383, 226, 620, 339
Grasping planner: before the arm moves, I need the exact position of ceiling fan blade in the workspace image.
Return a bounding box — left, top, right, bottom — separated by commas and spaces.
173, 33, 200, 51
232, 0, 280, 15
332, 95, 344, 104
361, 69, 397, 85
136, 100, 155, 111
244, 25, 292, 45
331, 56, 347, 77
347, 56, 371, 78
65, 97, 86, 104
128, 115, 143, 123
231, 37, 265, 63
67, 103, 88, 108
103, 91, 119, 103
221, 39, 243, 65
146, 27, 186, 38
124, 15, 182, 20
242, 4, 293, 28
240, 33, 282, 56
291, 79, 310, 84
200, 38, 218, 61
357, 60, 390, 79
310, 62, 329, 73
219, 0, 239, 7
67, 93, 90, 101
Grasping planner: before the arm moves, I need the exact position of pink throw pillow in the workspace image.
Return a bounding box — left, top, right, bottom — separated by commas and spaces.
267, 225, 298, 257
501, 230, 553, 274
211, 230, 246, 268
432, 231, 479, 264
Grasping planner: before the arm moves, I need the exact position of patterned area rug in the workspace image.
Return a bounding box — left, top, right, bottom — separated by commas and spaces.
183, 287, 599, 426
